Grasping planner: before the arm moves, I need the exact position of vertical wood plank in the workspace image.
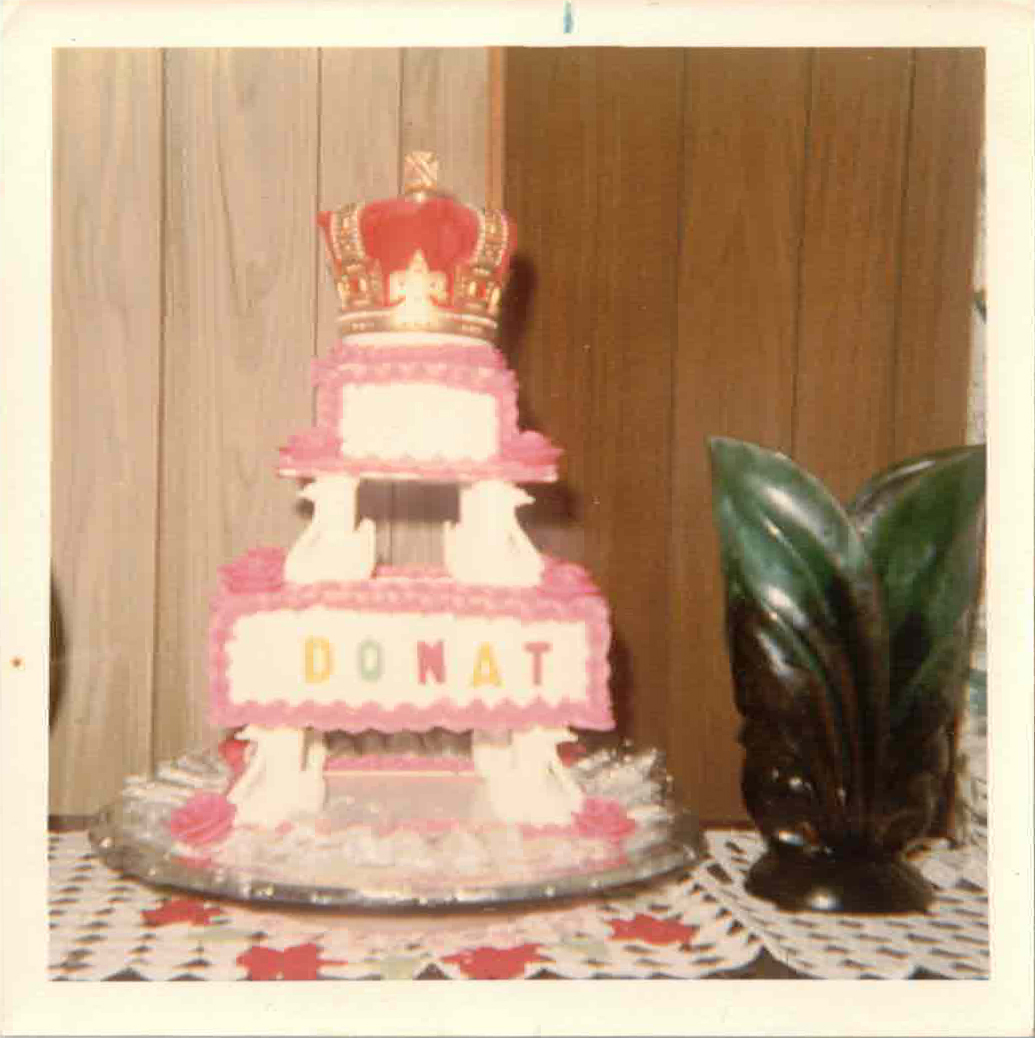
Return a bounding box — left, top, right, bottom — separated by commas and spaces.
393, 48, 490, 566
315, 50, 403, 357
894, 49, 984, 840
894, 49, 984, 458
580, 50, 684, 752
487, 48, 506, 209
50, 49, 163, 813
503, 50, 594, 569
505, 49, 684, 751
792, 49, 914, 501
401, 48, 489, 204
154, 49, 320, 760
317, 49, 403, 561
670, 49, 812, 820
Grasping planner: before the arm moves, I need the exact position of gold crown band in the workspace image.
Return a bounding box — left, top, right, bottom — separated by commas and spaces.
337, 307, 498, 337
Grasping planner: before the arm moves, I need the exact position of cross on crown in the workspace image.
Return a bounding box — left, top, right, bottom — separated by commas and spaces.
388, 250, 448, 327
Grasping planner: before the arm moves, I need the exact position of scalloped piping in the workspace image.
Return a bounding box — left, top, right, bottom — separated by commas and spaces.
314, 341, 506, 378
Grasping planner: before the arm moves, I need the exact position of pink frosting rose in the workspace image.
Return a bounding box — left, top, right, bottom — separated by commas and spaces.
217, 734, 251, 779
219, 546, 285, 594
169, 792, 237, 847
502, 430, 562, 466
279, 427, 342, 465
557, 740, 589, 767
573, 797, 636, 843
541, 557, 597, 596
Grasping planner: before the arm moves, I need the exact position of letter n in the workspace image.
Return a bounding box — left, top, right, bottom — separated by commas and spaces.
417, 640, 445, 684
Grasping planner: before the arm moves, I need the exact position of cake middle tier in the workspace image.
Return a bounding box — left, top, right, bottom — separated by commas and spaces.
278, 340, 562, 483
210, 558, 614, 733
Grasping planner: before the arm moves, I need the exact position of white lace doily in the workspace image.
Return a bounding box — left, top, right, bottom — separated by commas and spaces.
48, 832, 758, 980
50, 729, 988, 981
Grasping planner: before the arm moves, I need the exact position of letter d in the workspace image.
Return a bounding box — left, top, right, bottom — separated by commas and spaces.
304, 636, 333, 683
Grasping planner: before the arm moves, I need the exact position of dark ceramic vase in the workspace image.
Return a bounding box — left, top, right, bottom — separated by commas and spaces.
709, 439, 986, 914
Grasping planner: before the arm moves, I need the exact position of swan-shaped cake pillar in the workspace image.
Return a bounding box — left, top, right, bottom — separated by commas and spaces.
284, 474, 375, 585
444, 480, 544, 587
472, 727, 585, 825
227, 725, 328, 827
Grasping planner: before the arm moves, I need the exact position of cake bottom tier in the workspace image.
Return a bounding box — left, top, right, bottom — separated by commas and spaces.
93, 743, 702, 908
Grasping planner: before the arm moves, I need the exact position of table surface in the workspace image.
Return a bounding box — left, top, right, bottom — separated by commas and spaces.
48, 819, 987, 982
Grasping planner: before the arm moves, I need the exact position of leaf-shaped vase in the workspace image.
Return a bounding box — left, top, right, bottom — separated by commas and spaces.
708, 438, 985, 913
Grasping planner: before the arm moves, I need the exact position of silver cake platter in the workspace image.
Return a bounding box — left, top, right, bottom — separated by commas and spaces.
88, 745, 705, 911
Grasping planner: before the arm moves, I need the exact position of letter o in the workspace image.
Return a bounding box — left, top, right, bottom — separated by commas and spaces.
357, 639, 384, 681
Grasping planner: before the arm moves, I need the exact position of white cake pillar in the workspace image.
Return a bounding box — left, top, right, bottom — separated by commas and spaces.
472, 727, 585, 826
444, 480, 543, 587
284, 473, 376, 584
228, 726, 328, 827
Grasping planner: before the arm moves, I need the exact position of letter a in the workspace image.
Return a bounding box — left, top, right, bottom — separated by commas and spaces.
471, 643, 502, 687
304, 636, 333, 683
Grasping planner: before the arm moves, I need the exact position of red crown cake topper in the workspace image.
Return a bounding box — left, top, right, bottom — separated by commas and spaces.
318, 151, 513, 341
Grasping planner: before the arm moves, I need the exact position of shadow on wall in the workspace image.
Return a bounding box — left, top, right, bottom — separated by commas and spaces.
499, 251, 584, 557
498, 251, 535, 367
49, 578, 66, 732
500, 250, 635, 736
606, 632, 634, 739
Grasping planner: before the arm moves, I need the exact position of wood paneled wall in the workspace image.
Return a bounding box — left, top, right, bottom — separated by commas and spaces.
50, 48, 489, 814
51, 47, 982, 824
504, 48, 983, 821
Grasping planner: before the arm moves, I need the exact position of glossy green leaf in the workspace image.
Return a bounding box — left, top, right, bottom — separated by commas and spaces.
708, 438, 892, 838
848, 446, 986, 729
728, 597, 856, 850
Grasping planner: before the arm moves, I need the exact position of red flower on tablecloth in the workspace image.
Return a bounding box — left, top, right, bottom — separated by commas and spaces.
573, 797, 637, 843
219, 546, 286, 594
169, 792, 237, 846
443, 943, 550, 979
142, 897, 224, 928
608, 913, 697, 946
237, 941, 346, 981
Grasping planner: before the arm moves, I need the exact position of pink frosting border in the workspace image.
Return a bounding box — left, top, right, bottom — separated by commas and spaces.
275, 346, 560, 483
308, 796, 635, 848
209, 569, 613, 733
324, 754, 475, 774
277, 452, 558, 484
316, 341, 507, 375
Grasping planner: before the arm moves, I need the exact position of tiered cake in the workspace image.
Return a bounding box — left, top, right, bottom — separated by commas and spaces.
113, 154, 691, 899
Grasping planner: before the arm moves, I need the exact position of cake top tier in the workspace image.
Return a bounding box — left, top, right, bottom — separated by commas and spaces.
318, 152, 513, 344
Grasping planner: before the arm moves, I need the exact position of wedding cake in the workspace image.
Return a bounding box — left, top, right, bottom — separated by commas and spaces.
109, 154, 691, 901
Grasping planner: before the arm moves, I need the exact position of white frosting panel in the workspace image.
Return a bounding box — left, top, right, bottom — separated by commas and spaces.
226, 607, 590, 710
339, 383, 498, 460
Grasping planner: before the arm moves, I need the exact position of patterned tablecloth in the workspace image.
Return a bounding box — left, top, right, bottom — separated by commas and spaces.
49, 824, 987, 982
49, 724, 989, 982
